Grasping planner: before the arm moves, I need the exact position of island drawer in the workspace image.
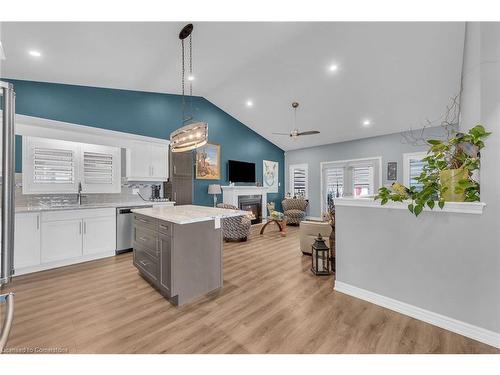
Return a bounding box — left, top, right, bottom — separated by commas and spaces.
134, 245, 159, 283
134, 213, 157, 231
134, 225, 158, 253
158, 220, 173, 236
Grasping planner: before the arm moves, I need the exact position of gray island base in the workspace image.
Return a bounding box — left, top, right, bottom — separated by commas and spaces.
131, 205, 247, 306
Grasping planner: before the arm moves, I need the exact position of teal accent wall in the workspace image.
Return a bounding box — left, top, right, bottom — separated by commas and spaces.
6, 79, 284, 209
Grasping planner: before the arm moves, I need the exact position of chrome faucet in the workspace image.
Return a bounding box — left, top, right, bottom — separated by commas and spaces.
77, 182, 83, 205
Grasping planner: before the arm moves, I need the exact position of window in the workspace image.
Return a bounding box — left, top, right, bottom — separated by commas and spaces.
403, 152, 427, 191
324, 166, 344, 209
33, 147, 75, 185
23, 137, 80, 194
353, 166, 374, 197
80, 143, 121, 193
83, 152, 114, 185
321, 157, 381, 213
289, 164, 308, 198
23, 136, 121, 194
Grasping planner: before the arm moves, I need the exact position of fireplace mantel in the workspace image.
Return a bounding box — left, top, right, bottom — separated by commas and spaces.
221, 186, 268, 222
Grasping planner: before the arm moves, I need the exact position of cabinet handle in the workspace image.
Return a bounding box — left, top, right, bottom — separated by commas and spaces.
79, 222, 82, 235
37, 215, 40, 230
139, 260, 148, 267
138, 236, 148, 242
173, 165, 176, 175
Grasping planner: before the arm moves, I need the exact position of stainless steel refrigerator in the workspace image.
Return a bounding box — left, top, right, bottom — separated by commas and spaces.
0, 81, 16, 352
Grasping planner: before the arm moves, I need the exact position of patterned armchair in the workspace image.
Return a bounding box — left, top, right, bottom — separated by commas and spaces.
216, 203, 252, 242
282, 198, 308, 225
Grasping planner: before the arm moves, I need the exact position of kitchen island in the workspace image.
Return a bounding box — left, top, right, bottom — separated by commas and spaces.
131, 204, 247, 306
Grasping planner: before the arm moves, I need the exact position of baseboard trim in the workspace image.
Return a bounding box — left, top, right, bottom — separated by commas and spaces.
14, 251, 116, 276
334, 281, 500, 349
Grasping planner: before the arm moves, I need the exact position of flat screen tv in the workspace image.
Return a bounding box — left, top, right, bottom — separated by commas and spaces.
228, 160, 256, 183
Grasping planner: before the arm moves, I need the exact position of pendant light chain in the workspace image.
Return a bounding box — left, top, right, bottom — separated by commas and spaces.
181, 38, 186, 123
189, 34, 193, 97
189, 33, 193, 119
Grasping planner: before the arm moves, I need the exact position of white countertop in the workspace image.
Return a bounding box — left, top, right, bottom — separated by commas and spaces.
16, 200, 175, 213
132, 204, 248, 225
334, 197, 486, 215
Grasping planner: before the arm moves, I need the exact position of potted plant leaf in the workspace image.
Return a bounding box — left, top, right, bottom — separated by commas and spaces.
375, 124, 491, 217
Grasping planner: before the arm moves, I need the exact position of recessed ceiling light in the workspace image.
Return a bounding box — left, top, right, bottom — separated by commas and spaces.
329, 64, 339, 72
187, 75, 195, 81
362, 119, 372, 127
246, 100, 254, 107
28, 50, 42, 57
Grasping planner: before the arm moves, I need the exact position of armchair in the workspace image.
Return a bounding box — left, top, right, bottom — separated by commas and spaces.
216, 203, 252, 242
282, 198, 308, 225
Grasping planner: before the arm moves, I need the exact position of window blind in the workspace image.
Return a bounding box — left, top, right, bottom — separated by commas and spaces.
83, 151, 114, 185
292, 167, 307, 197
33, 147, 75, 184
324, 167, 344, 198
409, 159, 425, 191
353, 166, 373, 197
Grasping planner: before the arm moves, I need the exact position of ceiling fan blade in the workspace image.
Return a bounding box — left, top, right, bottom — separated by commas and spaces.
297, 130, 320, 136
272, 132, 292, 136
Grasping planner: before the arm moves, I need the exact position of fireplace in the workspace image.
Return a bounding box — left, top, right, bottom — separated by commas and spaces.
238, 195, 262, 225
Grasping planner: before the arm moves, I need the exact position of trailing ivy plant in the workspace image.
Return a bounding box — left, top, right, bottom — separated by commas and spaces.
375, 124, 491, 217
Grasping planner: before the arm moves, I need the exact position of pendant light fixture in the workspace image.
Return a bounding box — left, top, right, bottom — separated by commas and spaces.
170, 23, 208, 153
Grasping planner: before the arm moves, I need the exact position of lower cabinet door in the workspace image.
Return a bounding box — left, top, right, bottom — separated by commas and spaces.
83, 216, 116, 255
14, 213, 41, 270
160, 234, 172, 295
41, 219, 83, 263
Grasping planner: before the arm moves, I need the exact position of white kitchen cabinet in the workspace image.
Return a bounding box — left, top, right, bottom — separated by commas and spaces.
150, 143, 168, 180
14, 212, 41, 270
83, 215, 116, 255
41, 219, 83, 263
30, 208, 117, 271
126, 141, 169, 181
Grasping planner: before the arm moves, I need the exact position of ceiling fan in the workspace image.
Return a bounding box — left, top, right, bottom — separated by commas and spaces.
273, 102, 320, 139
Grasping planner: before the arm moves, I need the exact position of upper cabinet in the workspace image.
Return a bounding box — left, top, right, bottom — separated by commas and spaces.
23, 136, 121, 194
126, 141, 169, 181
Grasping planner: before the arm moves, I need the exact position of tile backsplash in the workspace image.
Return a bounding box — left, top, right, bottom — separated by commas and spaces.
14, 173, 165, 207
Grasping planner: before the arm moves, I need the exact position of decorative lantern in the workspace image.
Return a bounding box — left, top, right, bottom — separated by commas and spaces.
311, 233, 331, 276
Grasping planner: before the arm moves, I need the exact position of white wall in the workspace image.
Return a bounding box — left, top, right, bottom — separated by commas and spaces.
285, 127, 447, 217
0, 22, 3, 77
335, 22, 500, 344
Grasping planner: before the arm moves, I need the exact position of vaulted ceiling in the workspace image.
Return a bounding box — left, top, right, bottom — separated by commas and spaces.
1, 22, 465, 150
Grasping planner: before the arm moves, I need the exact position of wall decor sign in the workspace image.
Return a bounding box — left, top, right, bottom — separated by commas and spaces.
196, 143, 221, 180
263, 160, 279, 193
387, 161, 397, 181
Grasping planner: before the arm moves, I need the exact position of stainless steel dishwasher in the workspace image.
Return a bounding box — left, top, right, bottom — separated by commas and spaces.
116, 205, 152, 254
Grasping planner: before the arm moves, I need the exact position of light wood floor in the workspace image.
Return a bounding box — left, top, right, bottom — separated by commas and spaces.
1, 225, 498, 354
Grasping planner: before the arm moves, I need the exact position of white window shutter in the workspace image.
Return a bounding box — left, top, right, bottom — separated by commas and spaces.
289, 164, 308, 198
80, 143, 121, 193
324, 167, 344, 198
353, 166, 374, 197
23, 137, 80, 194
